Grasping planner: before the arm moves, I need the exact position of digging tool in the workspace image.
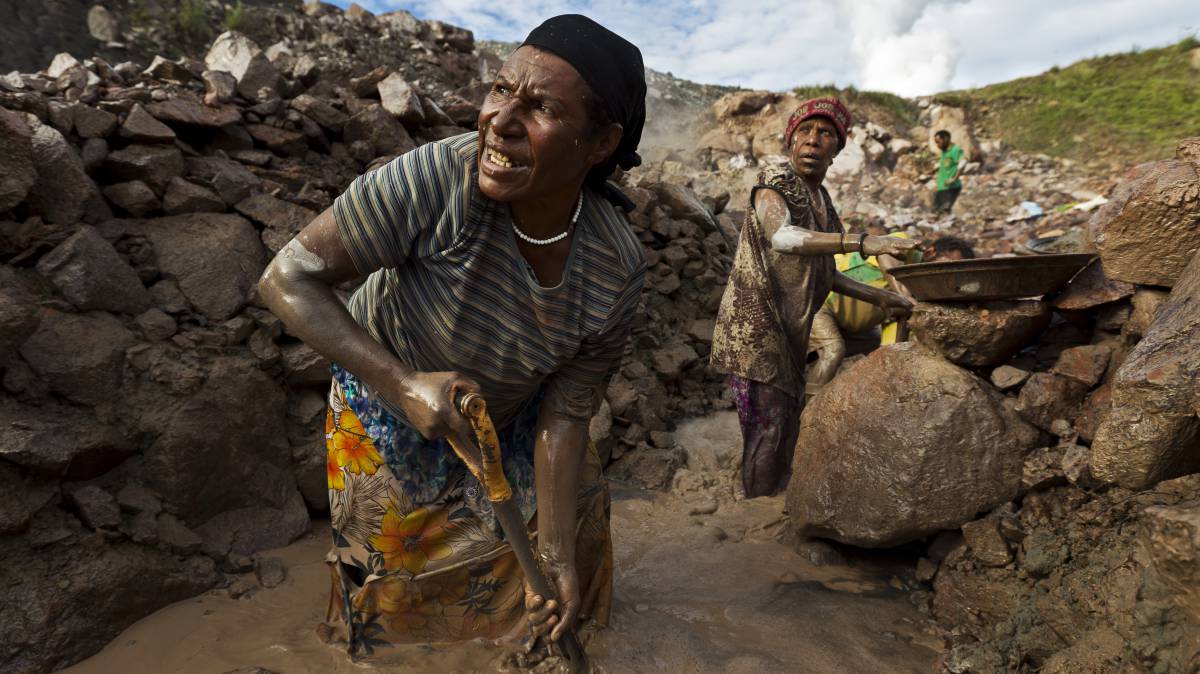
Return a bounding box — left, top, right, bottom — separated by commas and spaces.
447, 391, 588, 674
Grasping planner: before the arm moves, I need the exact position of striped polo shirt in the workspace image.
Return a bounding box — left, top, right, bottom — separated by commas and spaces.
333, 132, 646, 427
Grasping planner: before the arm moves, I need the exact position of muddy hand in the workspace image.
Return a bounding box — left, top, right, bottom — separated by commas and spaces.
863, 235, 922, 258
392, 371, 480, 443
525, 560, 580, 644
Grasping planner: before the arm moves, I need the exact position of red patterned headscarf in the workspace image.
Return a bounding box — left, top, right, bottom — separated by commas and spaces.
784, 97, 851, 151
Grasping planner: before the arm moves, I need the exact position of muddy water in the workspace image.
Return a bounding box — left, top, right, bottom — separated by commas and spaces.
66, 413, 940, 674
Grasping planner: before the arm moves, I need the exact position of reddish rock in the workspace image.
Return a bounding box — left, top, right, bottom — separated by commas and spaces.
1052, 259, 1134, 311
1092, 253, 1200, 488
234, 193, 317, 253
1051, 344, 1112, 387
1088, 149, 1200, 287
1075, 383, 1111, 444
162, 177, 225, 215
910, 300, 1051, 368
1014, 372, 1089, 433
788, 344, 1039, 547
1124, 288, 1170, 339
961, 517, 1012, 567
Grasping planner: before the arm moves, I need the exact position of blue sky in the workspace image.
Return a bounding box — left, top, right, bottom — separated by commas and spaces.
331, 0, 1198, 96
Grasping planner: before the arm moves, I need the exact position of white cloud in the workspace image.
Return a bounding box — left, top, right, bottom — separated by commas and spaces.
344, 0, 1199, 95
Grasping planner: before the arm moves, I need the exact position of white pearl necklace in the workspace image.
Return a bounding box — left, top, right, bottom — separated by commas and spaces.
512, 192, 583, 246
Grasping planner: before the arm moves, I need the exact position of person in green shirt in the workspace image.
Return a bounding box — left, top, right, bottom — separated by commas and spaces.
933, 129, 966, 213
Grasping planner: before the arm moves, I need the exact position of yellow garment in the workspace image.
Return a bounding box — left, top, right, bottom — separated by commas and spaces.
825, 232, 915, 342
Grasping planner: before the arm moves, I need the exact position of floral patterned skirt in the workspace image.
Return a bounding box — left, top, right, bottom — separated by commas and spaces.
320, 378, 612, 658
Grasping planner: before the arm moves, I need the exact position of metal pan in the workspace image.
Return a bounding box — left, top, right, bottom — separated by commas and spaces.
888, 253, 1096, 302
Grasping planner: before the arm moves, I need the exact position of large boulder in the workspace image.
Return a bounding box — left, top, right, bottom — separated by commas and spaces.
1091, 253, 1200, 488
926, 105, 982, 161
0, 108, 36, 212
909, 300, 1051, 368
0, 400, 129, 479
140, 356, 306, 534
27, 116, 108, 224
0, 536, 219, 674
19, 310, 136, 406
787, 343, 1040, 547
35, 225, 150, 314
101, 214, 266, 321
1088, 144, 1200, 287
204, 31, 281, 102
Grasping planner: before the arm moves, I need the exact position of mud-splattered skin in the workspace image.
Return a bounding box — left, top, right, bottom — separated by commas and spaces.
258, 44, 623, 648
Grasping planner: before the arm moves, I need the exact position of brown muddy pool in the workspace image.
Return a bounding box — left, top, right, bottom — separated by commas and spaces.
65, 414, 941, 674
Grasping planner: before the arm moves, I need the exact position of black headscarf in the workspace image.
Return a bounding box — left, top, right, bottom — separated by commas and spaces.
521, 14, 646, 210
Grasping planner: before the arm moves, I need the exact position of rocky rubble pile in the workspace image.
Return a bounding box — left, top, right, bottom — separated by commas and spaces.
0, 5, 740, 670
782, 137, 1200, 672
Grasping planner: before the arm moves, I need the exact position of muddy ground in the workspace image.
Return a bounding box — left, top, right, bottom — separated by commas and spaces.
64, 412, 940, 674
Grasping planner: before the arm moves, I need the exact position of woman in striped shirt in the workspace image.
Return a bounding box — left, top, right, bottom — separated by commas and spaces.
259, 14, 646, 662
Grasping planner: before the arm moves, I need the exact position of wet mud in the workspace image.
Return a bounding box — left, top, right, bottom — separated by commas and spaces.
65, 414, 940, 674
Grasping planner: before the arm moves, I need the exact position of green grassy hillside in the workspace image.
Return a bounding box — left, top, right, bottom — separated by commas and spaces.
935, 37, 1200, 169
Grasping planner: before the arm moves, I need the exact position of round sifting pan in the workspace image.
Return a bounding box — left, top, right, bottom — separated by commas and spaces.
888, 253, 1096, 302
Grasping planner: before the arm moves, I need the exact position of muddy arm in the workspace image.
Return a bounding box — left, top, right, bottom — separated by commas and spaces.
758, 188, 849, 255
832, 272, 912, 316
258, 209, 413, 391
527, 404, 588, 641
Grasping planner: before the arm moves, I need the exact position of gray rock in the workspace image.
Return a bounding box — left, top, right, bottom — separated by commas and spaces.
70, 485, 121, 530
46, 53, 82, 79
344, 103, 415, 157
28, 116, 108, 224
377, 73, 425, 124
80, 137, 109, 174
162, 177, 224, 215
990, 365, 1031, 390
35, 225, 150, 313
0, 464, 57, 534
234, 193, 317, 254
103, 180, 160, 216
146, 94, 242, 127
142, 56, 195, 82
255, 556, 286, 588
19, 310, 136, 406
156, 513, 204, 555
1089, 149, 1200, 287
282, 342, 332, 388
910, 300, 1050, 368
202, 69, 237, 106
121, 510, 160, 544
651, 341, 699, 380
651, 183, 716, 230
1092, 253, 1200, 488
72, 104, 118, 138
134, 308, 177, 341
788, 343, 1039, 547
87, 5, 121, 43
105, 144, 184, 194
0, 534, 218, 673
289, 94, 347, 132
117, 483, 163, 516
184, 155, 261, 205
0, 400, 128, 479
204, 32, 281, 102
119, 104, 176, 143
0, 285, 41, 358
104, 213, 265, 321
